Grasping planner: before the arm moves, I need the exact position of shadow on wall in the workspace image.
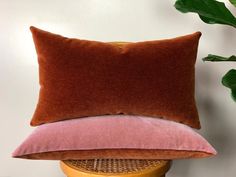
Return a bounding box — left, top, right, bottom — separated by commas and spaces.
165, 0, 236, 176
168, 61, 234, 177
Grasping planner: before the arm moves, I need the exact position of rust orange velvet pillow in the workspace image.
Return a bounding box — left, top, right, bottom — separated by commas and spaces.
30, 26, 201, 128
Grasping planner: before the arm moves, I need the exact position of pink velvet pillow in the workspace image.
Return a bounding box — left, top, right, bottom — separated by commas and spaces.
12, 115, 216, 160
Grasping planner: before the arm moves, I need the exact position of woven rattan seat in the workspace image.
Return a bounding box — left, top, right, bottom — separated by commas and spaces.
60, 159, 171, 177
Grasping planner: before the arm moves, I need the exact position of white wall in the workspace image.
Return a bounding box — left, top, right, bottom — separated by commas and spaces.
1, 0, 236, 176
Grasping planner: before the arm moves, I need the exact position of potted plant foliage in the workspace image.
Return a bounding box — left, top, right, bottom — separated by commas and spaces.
175, 0, 236, 101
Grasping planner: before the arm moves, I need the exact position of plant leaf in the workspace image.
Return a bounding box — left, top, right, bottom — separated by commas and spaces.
231, 89, 236, 101
175, 0, 236, 28
229, 0, 236, 8
203, 54, 236, 61
222, 69, 236, 101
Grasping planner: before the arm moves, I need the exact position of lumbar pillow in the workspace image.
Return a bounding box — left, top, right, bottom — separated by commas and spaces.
12, 115, 216, 160
30, 26, 201, 128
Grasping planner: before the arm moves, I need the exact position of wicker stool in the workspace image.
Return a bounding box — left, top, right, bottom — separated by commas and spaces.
60, 159, 171, 177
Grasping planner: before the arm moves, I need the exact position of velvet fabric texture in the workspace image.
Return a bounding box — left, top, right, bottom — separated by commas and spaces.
30, 26, 201, 128
12, 115, 216, 160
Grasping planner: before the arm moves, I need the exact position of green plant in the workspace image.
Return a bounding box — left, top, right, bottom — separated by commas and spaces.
174, 0, 236, 101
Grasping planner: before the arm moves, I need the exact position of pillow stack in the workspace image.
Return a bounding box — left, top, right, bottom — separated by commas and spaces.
12, 27, 216, 160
